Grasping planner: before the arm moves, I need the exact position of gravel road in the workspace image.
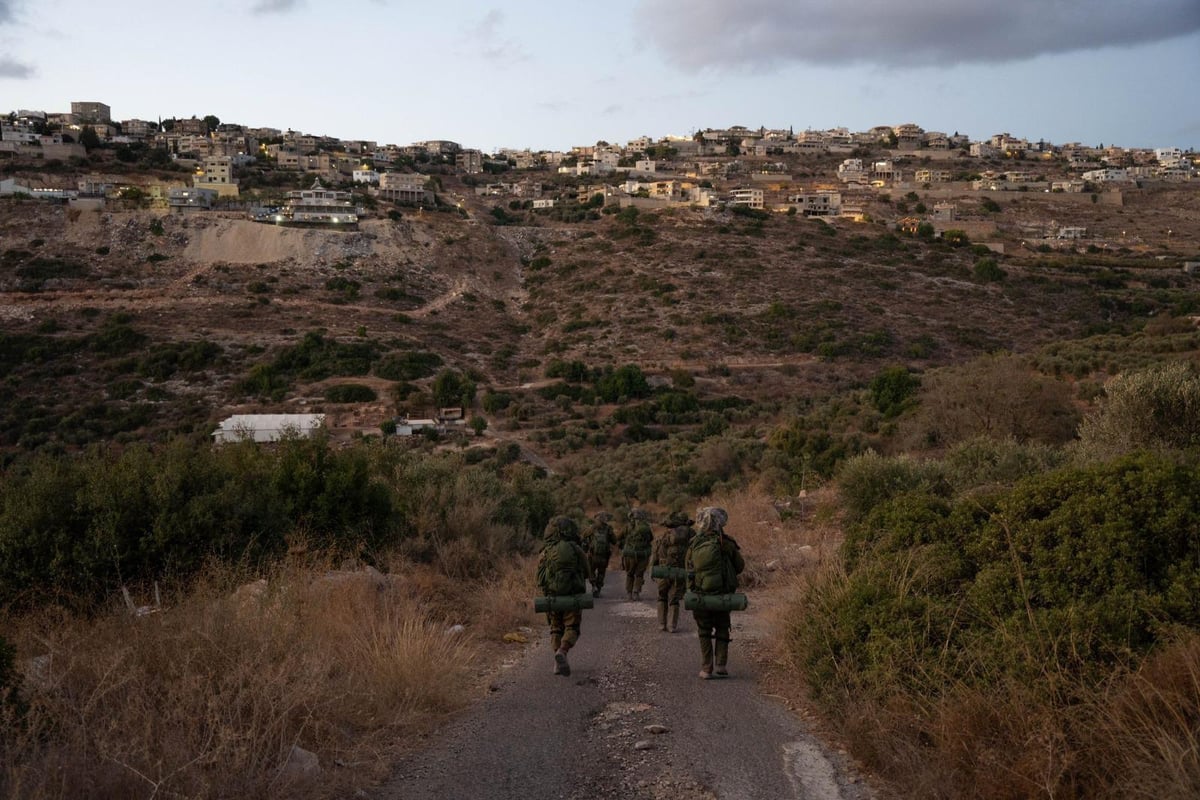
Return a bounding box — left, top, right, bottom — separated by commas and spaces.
373, 570, 873, 800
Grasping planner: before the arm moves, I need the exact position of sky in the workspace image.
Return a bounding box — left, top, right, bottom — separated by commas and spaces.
2, 0, 1198, 152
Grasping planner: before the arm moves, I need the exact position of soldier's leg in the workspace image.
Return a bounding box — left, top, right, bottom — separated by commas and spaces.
632, 556, 648, 598
668, 579, 684, 632
623, 556, 636, 598
695, 609, 715, 678
714, 611, 732, 676
656, 577, 670, 631
549, 612, 565, 674
556, 609, 582, 677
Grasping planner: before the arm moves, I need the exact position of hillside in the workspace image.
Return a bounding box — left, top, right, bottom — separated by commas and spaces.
3, 156, 1200, 799
2, 168, 1197, 457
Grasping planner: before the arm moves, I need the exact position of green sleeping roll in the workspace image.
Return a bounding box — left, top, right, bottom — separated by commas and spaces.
533, 594, 595, 613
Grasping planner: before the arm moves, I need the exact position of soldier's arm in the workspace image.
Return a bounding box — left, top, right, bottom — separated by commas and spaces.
726, 538, 746, 575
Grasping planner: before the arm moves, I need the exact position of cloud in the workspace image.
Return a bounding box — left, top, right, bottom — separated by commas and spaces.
636, 0, 1200, 70
0, 1, 15, 24
252, 0, 303, 14
464, 9, 529, 65
0, 56, 33, 78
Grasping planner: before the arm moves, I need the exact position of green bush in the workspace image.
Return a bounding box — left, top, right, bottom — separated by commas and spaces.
868, 366, 920, 418
373, 350, 443, 381
973, 258, 1006, 282
0, 438, 557, 608
323, 383, 377, 403
795, 453, 1200, 705
1076, 360, 1200, 461
836, 450, 950, 527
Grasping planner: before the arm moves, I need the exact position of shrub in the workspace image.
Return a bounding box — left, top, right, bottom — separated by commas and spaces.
323, 383, 377, 403
903, 353, 1080, 448
1076, 360, 1200, 461
836, 450, 950, 528
791, 452, 1200, 728
868, 365, 920, 418
973, 258, 1006, 282
374, 350, 443, 381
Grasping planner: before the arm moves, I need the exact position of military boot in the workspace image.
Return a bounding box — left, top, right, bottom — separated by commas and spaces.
551, 634, 564, 674
668, 604, 680, 633
698, 636, 714, 679
657, 601, 668, 632
715, 638, 729, 677
555, 646, 571, 677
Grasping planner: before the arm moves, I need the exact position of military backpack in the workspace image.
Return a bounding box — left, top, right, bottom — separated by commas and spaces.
589, 526, 612, 558
622, 521, 653, 558
689, 532, 737, 594
539, 539, 585, 596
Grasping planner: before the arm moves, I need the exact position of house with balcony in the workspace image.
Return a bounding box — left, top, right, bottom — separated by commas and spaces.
457, 149, 483, 174
377, 172, 433, 205
1082, 168, 1129, 183
871, 160, 900, 182
914, 169, 951, 183
120, 119, 158, 138
788, 190, 842, 217
837, 158, 866, 184
728, 187, 764, 209
193, 156, 239, 198
893, 123, 924, 150
169, 186, 218, 211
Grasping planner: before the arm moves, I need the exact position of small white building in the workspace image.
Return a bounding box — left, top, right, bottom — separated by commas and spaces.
396, 418, 437, 436
212, 414, 325, 444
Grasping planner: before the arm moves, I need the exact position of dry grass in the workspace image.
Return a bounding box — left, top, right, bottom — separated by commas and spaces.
0, 551, 540, 800
698, 484, 843, 588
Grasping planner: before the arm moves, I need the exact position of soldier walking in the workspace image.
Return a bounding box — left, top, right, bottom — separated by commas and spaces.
581, 511, 615, 597
685, 507, 745, 679
650, 510, 694, 632
620, 507, 654, 601
536, 515, 590, 676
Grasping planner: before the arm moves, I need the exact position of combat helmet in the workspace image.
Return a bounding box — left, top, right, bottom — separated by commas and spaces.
629, 507, 651, 522
594, 511, 613, 524
544, 515, 579, 541
662, 510, 693, 527
695, 506, 728, 534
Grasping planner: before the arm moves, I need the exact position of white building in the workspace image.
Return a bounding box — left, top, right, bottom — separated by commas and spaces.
728, 187, 764, 209
353, 168, 381, 184
837, 158, 866, 183
212, 414, 326, 444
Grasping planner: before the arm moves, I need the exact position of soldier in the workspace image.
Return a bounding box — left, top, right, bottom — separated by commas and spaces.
581, 511, 615, 598
685, 507, 745, 679
536, 515, 590, 676
650, 510, 694, 632
620, 507, 654, 601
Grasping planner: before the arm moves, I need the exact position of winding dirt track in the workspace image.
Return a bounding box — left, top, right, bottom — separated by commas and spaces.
372, 570, 872, 800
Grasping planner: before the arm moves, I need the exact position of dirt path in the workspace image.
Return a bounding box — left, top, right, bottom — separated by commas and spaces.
371, 570, 872, 800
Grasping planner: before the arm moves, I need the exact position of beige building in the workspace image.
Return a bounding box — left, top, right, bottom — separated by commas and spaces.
71, 101, 111, 123
193, 156, 239, 198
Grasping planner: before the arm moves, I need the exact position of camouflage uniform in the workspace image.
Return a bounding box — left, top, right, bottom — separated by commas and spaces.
620, 508, 654, 601
685, 507, 745, 679
580, 512, 615, 598
650, 510, 694, 632
536, 515, 590, 676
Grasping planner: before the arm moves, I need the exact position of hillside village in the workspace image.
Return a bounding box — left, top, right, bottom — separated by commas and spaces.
2, 100, 1196, 249
4, 98, 1200, 800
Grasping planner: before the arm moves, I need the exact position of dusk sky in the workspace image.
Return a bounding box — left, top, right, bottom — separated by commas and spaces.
2, 0, 1198, 152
